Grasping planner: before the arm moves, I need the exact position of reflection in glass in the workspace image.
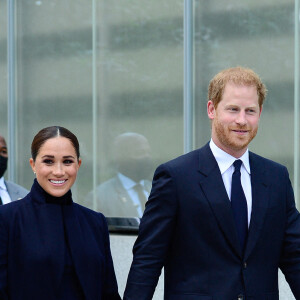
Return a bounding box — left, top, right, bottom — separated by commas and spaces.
86, 132, 153, 217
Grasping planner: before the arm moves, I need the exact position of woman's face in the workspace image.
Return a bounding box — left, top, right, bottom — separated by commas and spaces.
29, 136, 81, 197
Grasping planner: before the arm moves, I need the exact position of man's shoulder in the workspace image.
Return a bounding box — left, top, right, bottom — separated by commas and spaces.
5, 180, 29, 199
249, 151, 287, 170
161, 143, 210, 169
5, 180, 28, 190
95, 176, 121, 193
249, 151, 291, 183
85, 176, 121, 203
73, 202, 106, 221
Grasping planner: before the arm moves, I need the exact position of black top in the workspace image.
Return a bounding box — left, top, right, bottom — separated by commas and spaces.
42, 181, 85, 299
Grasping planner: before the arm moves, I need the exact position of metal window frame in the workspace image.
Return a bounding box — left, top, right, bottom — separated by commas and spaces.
7, 0, 16, 182
184, 0, 194, 154
294, 0, 299, 205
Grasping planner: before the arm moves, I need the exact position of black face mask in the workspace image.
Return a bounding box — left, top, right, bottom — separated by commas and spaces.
0, 156, 8, 178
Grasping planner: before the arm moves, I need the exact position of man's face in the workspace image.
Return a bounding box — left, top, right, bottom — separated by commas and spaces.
0, 136, 8, 178
207, 82, 262, 158
117, 135, 152, 182
0, 137, 8, 158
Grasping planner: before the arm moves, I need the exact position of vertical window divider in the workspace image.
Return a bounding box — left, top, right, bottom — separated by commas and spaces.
184, 0, 194, 154
92, 0, 98, 211
294, 0, 300, 206
7, 0, 16, 182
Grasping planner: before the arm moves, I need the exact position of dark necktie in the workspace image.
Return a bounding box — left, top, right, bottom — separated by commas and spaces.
0, 195, 3, 205
133, 183, 147, 210
231, 159, 248, 252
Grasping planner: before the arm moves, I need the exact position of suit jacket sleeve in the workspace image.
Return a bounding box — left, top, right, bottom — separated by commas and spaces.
0, 209, 9, 300
124, 163, 178, 300
100, 214, 122, 300
279, 168, 300, 298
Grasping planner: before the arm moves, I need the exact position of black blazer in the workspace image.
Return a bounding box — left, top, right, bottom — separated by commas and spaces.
124, 143, 300, 300
0, 180, 121, 300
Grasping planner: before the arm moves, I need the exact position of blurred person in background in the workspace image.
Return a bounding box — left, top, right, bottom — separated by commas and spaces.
0, 134, 28, 205
86, 132, 153, 218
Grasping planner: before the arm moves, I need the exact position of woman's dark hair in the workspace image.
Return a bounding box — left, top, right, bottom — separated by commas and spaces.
31, 126, 80, 161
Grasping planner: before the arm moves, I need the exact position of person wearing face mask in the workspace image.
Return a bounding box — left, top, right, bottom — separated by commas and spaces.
0, 126, 121, 300
0, 135, 28, 205
85, 132, 153, 218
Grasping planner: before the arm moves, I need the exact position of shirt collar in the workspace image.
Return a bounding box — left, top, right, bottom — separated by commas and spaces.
209, 139, 251, 175
117, 173, 145, 190
0, 177, 7, 191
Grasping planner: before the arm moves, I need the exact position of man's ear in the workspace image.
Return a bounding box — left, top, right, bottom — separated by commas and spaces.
207, 100, 215, 120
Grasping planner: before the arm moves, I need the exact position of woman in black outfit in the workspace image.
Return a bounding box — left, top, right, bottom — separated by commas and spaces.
0, 126, 121, 300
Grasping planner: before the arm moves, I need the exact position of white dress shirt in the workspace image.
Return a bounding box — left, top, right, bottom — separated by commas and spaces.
209, 140, 252, 226
0, 176, 12, 204
117, 173, 149, 218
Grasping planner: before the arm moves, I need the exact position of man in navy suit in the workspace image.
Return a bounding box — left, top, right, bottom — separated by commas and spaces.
124, 67, 300, 299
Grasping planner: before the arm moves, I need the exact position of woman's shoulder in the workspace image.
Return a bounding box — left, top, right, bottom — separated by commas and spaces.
0, 194, 32, 224
72, 202, 106, 223
72, 203, 109, 234
0, 193, 31, 209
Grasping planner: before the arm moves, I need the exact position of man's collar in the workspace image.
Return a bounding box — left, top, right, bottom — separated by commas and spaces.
117, 173, 145, 190
209, 139, 250, 175
0, 177, 7, 190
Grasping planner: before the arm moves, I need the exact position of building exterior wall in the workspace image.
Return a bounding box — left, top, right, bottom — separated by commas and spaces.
0, 1, 299, 298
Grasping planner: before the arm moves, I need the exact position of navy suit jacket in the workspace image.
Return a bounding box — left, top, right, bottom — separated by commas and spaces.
0, 180, 121, 300
124, 143, 300, 300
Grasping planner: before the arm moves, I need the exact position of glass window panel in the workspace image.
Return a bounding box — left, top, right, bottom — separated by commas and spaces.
82, 0, 183, 217
0, 0, 7, 136
13, 0, 183, 220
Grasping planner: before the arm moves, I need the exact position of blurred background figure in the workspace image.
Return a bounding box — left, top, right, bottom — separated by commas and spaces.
86, 132, 153, 218
0, 135, 28, 205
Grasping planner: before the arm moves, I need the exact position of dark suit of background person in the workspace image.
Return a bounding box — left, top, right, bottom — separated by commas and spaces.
86, 133, 153, 218
0, 135, 28, 205
124, 67, 300, 300
0, 126, 121, 300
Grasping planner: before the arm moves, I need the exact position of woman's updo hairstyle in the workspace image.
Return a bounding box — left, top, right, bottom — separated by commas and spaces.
31, 126, 80, 161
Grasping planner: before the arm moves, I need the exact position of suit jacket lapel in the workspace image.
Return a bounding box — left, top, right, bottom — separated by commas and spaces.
114, 176, 131, 205
114, 177, 141, 216
5, 181, 19, 201
244, 152, 269, 259
198, 144, 242, 258
63, 205, 97, 300
63, 205, 87, 296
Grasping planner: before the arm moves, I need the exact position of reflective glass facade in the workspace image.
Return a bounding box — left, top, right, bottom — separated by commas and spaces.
1, 0, 299, 217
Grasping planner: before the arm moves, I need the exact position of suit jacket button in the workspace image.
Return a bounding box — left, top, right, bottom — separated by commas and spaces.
243, 262, 247, 268
237, 295, 244, 300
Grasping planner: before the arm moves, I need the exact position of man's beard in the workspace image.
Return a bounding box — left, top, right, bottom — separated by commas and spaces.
213, 118, 258, 153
